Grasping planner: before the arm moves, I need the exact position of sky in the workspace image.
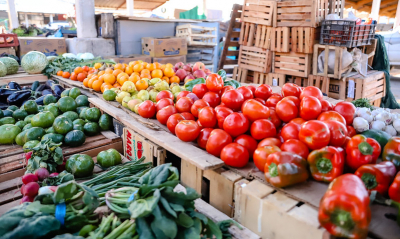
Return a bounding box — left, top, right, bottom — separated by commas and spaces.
1, 0, 74, 14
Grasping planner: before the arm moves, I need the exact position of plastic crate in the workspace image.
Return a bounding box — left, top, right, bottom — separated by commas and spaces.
0, 34, 19, 48
319, 20, 376, 48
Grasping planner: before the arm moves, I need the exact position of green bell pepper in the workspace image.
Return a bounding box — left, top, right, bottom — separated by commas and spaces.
97, 149, 122, 168
66, 154, 95, 178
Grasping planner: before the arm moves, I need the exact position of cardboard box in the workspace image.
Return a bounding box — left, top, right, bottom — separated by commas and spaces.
18, 37, 67, 57
105, 55, 151, 64
0, 47, 16, 56
152, 55, 186, 65
142, 37, 187, 57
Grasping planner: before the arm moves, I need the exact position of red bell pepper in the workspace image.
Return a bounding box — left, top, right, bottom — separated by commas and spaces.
318, 174, 371, 239
389, 172, 400, 203
355, 161, 396, 195
307, 146, 344, 182
382, 136, 400, 171
345, 135, 381, 171
264, 151, 309, 188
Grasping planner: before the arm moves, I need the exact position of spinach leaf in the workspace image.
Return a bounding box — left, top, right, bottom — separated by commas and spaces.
136, 218, 155, 239
129, 189, 161, 218
217, 69, 227, 81
52, 234, 85, 239
176, 212, 194, 228
169, 203, 185, 213
203, 218, 222, 239
139, 164, 171, 186
160, 196, 177, 218
184, 78, 206, 92
0, 203, 30, 235
150, 205, 178, 238
139, 180, 179, 198
189, 211, 208, 225
224, 80, 241, 89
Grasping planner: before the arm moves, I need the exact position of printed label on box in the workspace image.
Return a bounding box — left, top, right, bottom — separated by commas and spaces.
347, 80, 355, 98
329, 84, 340, 94
272, 78, 278, 86
123, 128, 136, 161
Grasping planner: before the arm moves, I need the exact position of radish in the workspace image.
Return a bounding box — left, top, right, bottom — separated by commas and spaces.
56, 162, 66, 173
38, 186, 58, 195
24, 182, 39, 197
49, 172, 59, 177
20, 195, 35, 204
20, 184, 25, 194
24, 151, 33, 164
21, 173, 38, 184
35, 168, 49, 181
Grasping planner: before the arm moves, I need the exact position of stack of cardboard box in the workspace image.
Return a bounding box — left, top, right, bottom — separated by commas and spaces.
141, 37, 187, 65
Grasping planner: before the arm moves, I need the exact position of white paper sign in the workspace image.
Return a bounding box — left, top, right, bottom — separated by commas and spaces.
272, 78, 278, 86
347, 80, 355, 98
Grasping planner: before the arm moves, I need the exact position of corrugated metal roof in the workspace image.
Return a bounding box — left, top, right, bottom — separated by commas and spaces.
94, 0, 168, 10
346, 0, 398, 18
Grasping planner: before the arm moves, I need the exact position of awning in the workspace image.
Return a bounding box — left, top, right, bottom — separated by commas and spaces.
346, 0, 398, 18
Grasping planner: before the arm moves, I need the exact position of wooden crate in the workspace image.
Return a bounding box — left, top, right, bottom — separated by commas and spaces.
291, 27, 319, 54
274, 0, 328, 27
176, 24, 217, 46
328, 71, 386, 107
312, 44, 350, 79
254, 25, 273, 49
253, 72, 286, 86
239, 22, 257, 47
287, 76, 309, 87
353, 38, 378, 66
238, 46, 272, 73
273, 52, 312, 77
240, 23, 273, 49
328, 0, 344, 18
232, 66, 254, 83
241, 0, 276, 26
271, 27, 290, 52
308, 75, 330, 95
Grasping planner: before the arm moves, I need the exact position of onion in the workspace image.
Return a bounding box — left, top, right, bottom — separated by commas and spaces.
375, 112, 392, 125
393, 119, 400, 134
359, 111, 373, 123
371, 120, 386, 131
353, 117, 369, 133
35, 168, 49, 181
385, 125, 397, 136
356, 107, 371, 117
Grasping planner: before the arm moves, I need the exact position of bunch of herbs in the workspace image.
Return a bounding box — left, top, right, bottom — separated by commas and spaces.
26, 139, 64, 174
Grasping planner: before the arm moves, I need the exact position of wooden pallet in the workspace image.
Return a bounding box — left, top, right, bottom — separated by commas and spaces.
0, 72, 48, 85
255, 25, 273, 49
239, 22, 257, 47
218, 4, 242, 75
238, 46, 272, 73
273, 52, 312, 78
328, 0, 344, 18
232, 67, 254, 83
287, 76, 309, 87
176, 24, 217, 46
313, 44, 352, 79
274, 0, 328, 27
271, 27, 290, 52
308, 75, 330, 95
328, 70, 386, 107
241, 0, 276, 26
186, 46, 215, 65
291, 27, 319, 54
253, 72, 286, 86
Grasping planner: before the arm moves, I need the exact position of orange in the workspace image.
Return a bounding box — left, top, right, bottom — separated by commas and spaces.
103, 73, 116, 85
129, 74, 141, 84
74, 67, 83, 74
101, 82, 113, 93
166, 63, 173, 68
160, 64, 166, 71
113, 69, 123, 77
141, 69, 150, 75
94, 63, 102, 69
170, 76, 180, 84
113, 83, 121, 88
129, 61, 138, 67
70, 72, 77, 81
133, 64, 143, 73
140, 73, 151, 79
132, 72, 140, 76
125, 66, 134, 75
92, 80, 103, 92
146, 63, 155, 71
136, 79, 149, 91
77, 73, 86, 82
118, 75, 129, 86
151, 69, 163, 79
161, 76, 170, 84
88, 78, 96, 88
117, 72, 129, 81
105, 68, 113, 74
62, 72, 71, 78
103, 84, 112, 93
57, 70, 63, 76
83, 78, 90, 87
88, 69, 97, 74
82, 66, 90, 72
163, 67, 175, 77
154, 62, 161, 69
123, 63, 128, 69
98, 70, 105, 76
114, 63, 123, 70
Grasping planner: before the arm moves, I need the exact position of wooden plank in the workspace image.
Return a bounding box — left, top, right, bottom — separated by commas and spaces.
275, 0, 328, 27
180, 159, 203, 194
0, 73, 47, 85
0, 177, 20, 194
242, 0, 275, 26
0, 200, 19, 216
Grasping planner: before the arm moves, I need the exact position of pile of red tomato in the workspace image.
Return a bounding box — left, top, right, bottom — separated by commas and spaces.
135, 73, 358, 172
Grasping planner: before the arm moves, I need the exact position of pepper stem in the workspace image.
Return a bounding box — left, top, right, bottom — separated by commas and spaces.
358, 142, 373, 155
330, 210, 355, 232
316, 158, 333, 174
361, 173, 378, 190
268, 163, 279, 177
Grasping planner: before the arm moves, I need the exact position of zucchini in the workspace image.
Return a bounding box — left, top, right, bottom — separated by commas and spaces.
31, 81, 40, 91
361, 129, 391, 155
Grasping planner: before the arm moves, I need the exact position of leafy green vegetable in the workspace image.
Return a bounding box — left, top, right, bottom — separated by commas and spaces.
224, 80, 241, 89
26, 138, 64, 174
184, 78, 206, 92
352, 98, 373, 110
217, 69, 227, 81
41, 170, 74, 186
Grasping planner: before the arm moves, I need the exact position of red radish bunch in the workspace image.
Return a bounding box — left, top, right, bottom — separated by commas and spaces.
19, 168, 51, 204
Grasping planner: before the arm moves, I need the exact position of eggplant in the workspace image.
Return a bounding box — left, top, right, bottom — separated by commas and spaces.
33, 91, 42, 98
8, 81, 22, 90
42, 89, 53, 96
45, 80, 55, 89
22, 86, 30, 90
31, 81, 40, 91
32, 95, 46, 105
7, 90, 32, 106
36, 84, 46, 92
51, 84, 65, 98
0, 88, 18, 102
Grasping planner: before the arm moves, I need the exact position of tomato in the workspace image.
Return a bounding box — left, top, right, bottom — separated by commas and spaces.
254, 84, 272, 100
156, 105, 177, 125
206, 74, 224, 92
197, 119, 203, 129
202, 92, 221, 108
206, 129, 233, 157
175, 97, 193, 113
181, 112, 195, 121
298, 120, 331, 150
280, 139, 309, 159
237, 86, 254, 101
156, 90, 174, 102
317, 111, 346, 125
333, 102, 356, 125
246, 85, 256, 95
347, 125, 356, 137
300, 96, 321, 120
191, 99, 209, 118
234, 135, 258, 156
250, 119, 276, 140
282, 83, 301, 98
242, 99, 270, 122
155, 98, 174, 112
323, 120, 348, 147
138, 100, 156, 118
220, 85, 234, 96
289, 118, 306, 126
220, 143, 249, 168
281, 122, 301, 141
175, 120, 201, 142
167, 113, 185, 134
176, 91, 190, 101
268, 109, 282, 129
186, 93, 200, 102
253, 145, 281, 172
223, 113, 250, 137
276, 99, 298, 122
283, 96, 300, 108
258, 138, 282, 148
266, 94, 283, 108
215, 106, 233, 129
198, 106, 217, 128
254, 98, 266, 105
197, 128, 213, 149
299, 86, 323, 101
192, 84, 209, 99
221, 90, 244, 112
320, 99, 333, 112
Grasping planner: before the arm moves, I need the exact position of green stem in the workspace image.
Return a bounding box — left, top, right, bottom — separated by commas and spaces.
361, 173, 378, 190
316, 158, 333, 174
330, 210, 355, 232
358, 142, 373, 155
268, 163, 279, 177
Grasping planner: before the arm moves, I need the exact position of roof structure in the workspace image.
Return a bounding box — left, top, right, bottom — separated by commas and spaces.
346, 0, 399, 18
94, 0, 168, 11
